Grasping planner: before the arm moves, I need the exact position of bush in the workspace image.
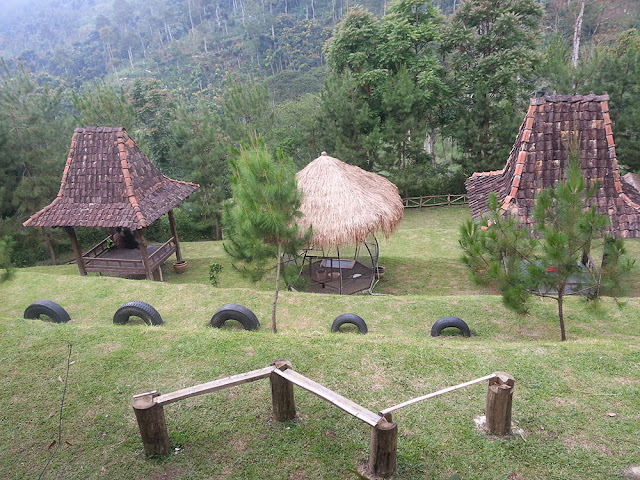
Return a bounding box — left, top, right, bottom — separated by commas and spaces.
208, 262, 223, 286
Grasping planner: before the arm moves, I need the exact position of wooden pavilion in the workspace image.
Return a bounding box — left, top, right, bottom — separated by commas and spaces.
23, 127, 199, 280
465, 94, 640, 238
287, 152, 404, 295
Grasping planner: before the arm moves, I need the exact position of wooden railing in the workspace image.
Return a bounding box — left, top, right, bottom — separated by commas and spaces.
82, 236, 112, 258
402, 194, 468, 208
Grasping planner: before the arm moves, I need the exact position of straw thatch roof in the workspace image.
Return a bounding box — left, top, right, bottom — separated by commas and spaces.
465, 94, 640, 238
296, 152, 404, 248
23, 127, 198, 230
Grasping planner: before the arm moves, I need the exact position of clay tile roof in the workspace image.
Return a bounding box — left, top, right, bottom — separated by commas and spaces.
23, 127, 199, 230
465, 94, 640, 239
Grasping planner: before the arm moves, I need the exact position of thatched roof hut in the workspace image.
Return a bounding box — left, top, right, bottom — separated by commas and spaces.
296, 152, 404, 248
465, 94, 640, 238
289, 152, 403, 295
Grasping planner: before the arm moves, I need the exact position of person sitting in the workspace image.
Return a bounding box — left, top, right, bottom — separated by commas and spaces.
123, 228, 139, 249
112, 227, 126, 250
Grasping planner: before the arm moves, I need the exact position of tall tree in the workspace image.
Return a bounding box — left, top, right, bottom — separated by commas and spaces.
442, 0, 543, 171
223, 139, 307, 333
72, 80, 136, 130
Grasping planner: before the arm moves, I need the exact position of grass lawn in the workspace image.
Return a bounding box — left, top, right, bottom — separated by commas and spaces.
1, 207, 639, 479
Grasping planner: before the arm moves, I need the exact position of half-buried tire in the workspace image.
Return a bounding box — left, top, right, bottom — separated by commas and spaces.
431, 316, 470, 337
331, 313, 368, 334
24, 300, 71, 323
113, 301, 163, 326
210, 304, 260, 331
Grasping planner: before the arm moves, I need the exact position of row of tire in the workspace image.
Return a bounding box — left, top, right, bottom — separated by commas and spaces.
23, 299, 471, 336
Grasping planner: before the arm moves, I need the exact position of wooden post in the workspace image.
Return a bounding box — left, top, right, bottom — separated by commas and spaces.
134, 229, 154, 280
64, 227, 87, 276
270, 360, 296, 421
485, 372, 515, 436
132, 391, 170, 455
369, 417, 397, 478
167, 210, 183, 262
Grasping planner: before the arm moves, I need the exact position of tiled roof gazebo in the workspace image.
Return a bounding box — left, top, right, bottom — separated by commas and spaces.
23, 127, 199, 280
465, 94, 640, 238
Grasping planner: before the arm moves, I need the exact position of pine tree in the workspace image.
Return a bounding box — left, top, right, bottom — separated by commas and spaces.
223, 138, 308, 333
459, 144, 633, 341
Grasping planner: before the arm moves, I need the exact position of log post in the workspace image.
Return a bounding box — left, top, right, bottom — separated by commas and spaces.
132, 391, 170, 455
134, 229, 154, 281
64, 227, 87, 276
167, 210, 183, 262
270, 360, 296, 421
368, 417, 397, 478
485, 372, 515, 436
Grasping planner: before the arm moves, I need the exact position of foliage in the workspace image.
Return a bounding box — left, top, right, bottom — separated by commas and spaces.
0, 236, 15, 282
208, 262, 223, 286
71, 79, 136, 130
223, 138, 308, 332
442, 0, 544, 171
459, 146, 633, 341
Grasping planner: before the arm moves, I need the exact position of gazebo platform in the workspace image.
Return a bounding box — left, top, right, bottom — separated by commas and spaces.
81, 236, 177, 277
298, 260, 375, 295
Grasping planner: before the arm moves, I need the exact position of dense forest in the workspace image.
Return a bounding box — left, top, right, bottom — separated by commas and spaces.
1, 0, 639, 267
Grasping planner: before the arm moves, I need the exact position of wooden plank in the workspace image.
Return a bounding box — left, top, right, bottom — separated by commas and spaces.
379, 374, 496, 416
154, 366, 276, 406
274, 368, 381, 427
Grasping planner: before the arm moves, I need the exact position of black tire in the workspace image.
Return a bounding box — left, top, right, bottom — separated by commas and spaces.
430, 316, 471, 337
23, 300, 71, 323
331, 313, 368, 334
210, 304, 259, 331
113, 301, 163, 326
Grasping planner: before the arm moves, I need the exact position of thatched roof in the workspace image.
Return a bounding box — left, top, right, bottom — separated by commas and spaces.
296, 152, 403, 247
465, 94, 640, 238
23, 127, 198, 230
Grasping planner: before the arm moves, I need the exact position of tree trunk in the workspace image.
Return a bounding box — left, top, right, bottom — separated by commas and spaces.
571, 0, 585, 68
558, 292, 567, 341
271, 244, 283, 333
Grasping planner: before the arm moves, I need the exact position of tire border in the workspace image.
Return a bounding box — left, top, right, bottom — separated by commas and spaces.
430, 316, 471, 337
113, 301, 163, 326
23, 300, 71, 323
331, 313, 368, 334
210, 304, 260, 331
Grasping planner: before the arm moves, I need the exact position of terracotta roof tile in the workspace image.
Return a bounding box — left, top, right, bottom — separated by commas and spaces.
23, 127, 199, 230
465, 94, 640, 238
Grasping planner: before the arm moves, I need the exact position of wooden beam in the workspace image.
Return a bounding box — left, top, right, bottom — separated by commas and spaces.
131, 391, 170, 455
270, 360, 296, 421
167, 210, 183, 262
64, 227, 87, 276
379, 373, 496, 416
134, 229, 154, 280
154, 366, 276, 406
273, 368, 381, 427
368, 417, 397, 478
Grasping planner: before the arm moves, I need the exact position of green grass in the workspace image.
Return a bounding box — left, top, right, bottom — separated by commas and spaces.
2, 207, 640, 479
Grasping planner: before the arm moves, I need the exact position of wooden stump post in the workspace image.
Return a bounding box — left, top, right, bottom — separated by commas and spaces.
270, 360, 296, 421
368, 417, 398, 478
132, 391, 170, 455
485, 372, 515, 436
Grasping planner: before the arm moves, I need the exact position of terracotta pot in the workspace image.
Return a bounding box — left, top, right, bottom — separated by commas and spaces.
173, 260, 188, 274
316, 268, 327, 281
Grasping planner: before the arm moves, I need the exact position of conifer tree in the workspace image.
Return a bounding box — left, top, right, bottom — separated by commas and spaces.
459, 144, 633, 341
223, 138, 307, 333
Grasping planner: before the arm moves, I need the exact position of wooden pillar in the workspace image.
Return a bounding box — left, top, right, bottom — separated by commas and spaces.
131, 391, 170, 455
270, 360, 296, 421
134, 229, 154, 281
64, 227, 87, 276
369, 417, 397, 478
485, 372, 515, 436
167, 210, 183, 262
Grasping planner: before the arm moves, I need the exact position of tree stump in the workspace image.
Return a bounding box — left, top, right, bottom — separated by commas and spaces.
270, 360, 296, 421
132, 391, 170, 455
485, 372, 515, 436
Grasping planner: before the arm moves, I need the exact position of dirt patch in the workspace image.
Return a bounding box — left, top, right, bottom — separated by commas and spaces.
290, 469, 309, 480
623, 466, 640, 479
149, 465, 186, 480
562, 435, 614, 455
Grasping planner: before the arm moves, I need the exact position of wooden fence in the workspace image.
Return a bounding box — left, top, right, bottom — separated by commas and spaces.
402, 194, 468, 208
132, 361, 514, 478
